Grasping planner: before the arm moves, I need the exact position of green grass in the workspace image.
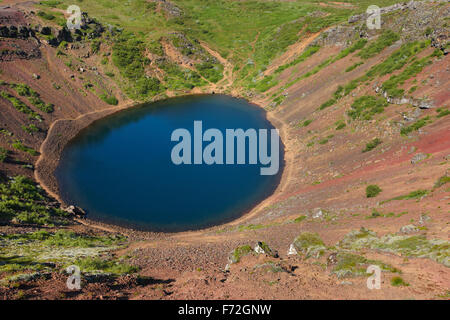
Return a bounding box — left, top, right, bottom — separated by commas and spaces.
99, 94, 118, 105
366, 185, 382, 198
11, 140, 39, 156
391, 276, 409, 287
0, 176, 69, 225
230, 245, 253, 263
0, 147, 9, 163
391, 189, 429, 201
434, 175, 450, 188
436, 107, 450, 118
71, 257, 138, 275
275, 45, 320, 74
348, 96, 388, 120
400, 116, 431, 136
294, 215, 307, 223
357, 30, 399, 59
362, 138, 382, 153
0, 91, 40, 120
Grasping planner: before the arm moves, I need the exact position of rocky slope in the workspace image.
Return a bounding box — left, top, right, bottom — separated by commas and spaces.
0, 0, 449, 300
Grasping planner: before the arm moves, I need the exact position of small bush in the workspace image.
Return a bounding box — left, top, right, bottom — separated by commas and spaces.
363, 138, 382, 153
366, 185, 382, 198
100, 94, 118, 105
391, 276, 409, 287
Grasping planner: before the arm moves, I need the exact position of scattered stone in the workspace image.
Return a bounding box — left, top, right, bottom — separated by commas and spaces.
311, 208, 324, 219
419, 214, 431, 225
411, 153, 427, 164
32, 73, 40, 80
254, 241, 279, 258
287, 243, 297, 256
400, 224, 419, 234
63, 205, 86, 217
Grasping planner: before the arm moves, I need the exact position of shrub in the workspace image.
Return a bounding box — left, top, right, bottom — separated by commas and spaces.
100, 94, 118, 105
391, 276, 409, 287
358, 30, 399, 59
363, 138, 382, 153
434, 175, 450, 188
366, 185, 382, 198
318, 98, 336, 110
400, 116, 431, 135
11, 140, 39, 156
348, 96, 388, 120
0, 147, 9, 162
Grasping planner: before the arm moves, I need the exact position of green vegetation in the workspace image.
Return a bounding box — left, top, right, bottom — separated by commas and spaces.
345, 61, 363, 72
382, 57, 431, 98
335, 120, 346, 130
301, 119, 313, 127
0, 91, 40, 120
391, 276, 409, 287
362, 138, 382, 153
319, 98, 336, 111
275, 45, 320, 74
400, 116, 431, 136
0, 176, 68, 225
434, 175, 450, 188
72, 257, 138, 275
338, 228, 450, 267
21, 124, 39, 134
112, 34, 162, 99
11, 140, 38, 156
293, 232, 326, 259
230, 245, 253, 263
0, 147, 9, 163
348, 96, 388, 120
391, 189, 428, 201
99, 93, 119, 105
366, 184, 382, 198
332, 252, 399, 279
357, 30, 399, 59
436, 107, 450, 118
294, 215, 307, 223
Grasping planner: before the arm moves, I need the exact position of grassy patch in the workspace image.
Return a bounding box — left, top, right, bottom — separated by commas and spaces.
229, 245, 253, 264
293, 232, 326, 259
0, 176, 69, 225
400, 116, 432, 136
357, 30, 399, 59
391, 276, 409, 287
362, 138, 382, 153
434, 175, 450, 188
348, 96, 388, 121
366, 184, 382, 198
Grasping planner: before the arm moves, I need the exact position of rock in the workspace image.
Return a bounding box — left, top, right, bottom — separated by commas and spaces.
63, 205, 86, 217
400, 224, 419, 234
327, 252, 338, 266
312, 208, 324, 219
32, 73, 40, 80
287, 243, 298, 256
419, 214, 431, 225
40, 26, 52, 36
254, 241, 279, 258
411, 153, 427, 164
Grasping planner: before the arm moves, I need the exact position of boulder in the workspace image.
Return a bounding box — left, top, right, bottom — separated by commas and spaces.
63, 205, 86, 217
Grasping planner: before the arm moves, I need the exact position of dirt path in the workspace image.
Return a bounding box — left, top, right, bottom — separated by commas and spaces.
263, 29, 328, 76
199, 41, 234, 91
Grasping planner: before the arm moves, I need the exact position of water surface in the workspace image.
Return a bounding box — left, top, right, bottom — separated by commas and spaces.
56, 95, 283, 231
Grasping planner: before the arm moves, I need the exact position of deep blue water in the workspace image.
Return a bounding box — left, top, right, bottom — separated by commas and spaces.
56, 95, 283, 232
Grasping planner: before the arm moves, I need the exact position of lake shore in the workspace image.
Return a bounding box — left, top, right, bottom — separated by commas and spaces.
34, 90, 294, 236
